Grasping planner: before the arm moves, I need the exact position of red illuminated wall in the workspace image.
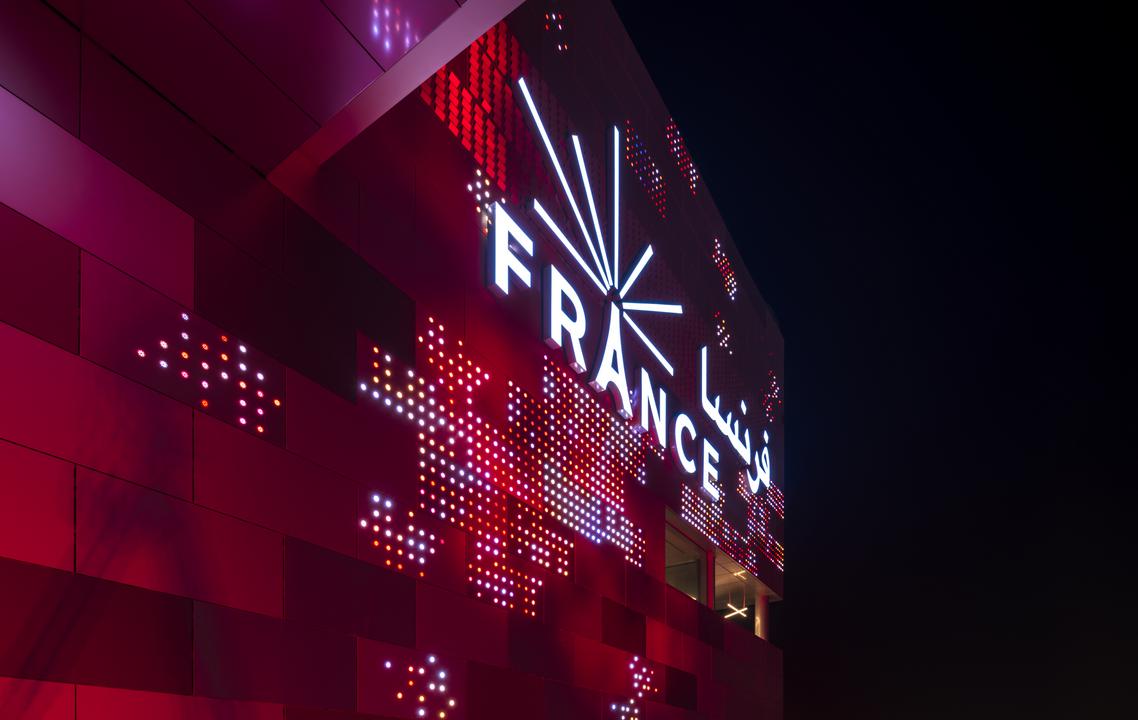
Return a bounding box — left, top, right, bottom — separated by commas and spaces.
1, 1, 782, 719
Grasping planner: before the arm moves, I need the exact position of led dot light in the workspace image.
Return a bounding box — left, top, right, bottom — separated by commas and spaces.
368, 0, 424, 55
624, 120, 667, 219
381, 652, 456, 719
360, 493, 443, 578
361, 317, 661, 616
713, 310, 733, 355
762, 370, 783, 425
610, 656, 660, 719
665, 118, 700, 195
135, 311, 283, 439
544, 5, 569, 53
681, 472, 785, 574
711, 237, 739, 301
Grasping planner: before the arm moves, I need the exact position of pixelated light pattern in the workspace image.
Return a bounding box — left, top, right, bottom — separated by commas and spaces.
360, 318, 659, 615
381, 653, 457, 719
418, 21, 581, 234
681, 472, 785, 574
762, 370, 783, 425
712, 237, 738, 301
135, 311, 283, 440
544, 3, 569, 53
467, 167, 504, 221
419, 22, 529, 193
713, 310, 733, 355
610, 656, 660, 719
360, 492, 443, 578
508, 357, 652, 566
665, 118, 700, 195
624, 120, 667, 218
369, 0, 423, 59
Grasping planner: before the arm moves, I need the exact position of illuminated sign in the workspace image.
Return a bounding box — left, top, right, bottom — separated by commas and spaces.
488, 78, 776, 505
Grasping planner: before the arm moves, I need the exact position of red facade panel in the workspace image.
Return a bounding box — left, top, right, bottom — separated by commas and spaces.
0, 677, 74, 720
77, 685, 283, 720
196, 414, 357, 557
414, 582, 508, 668
81, 0, 317, 172
0, 86, 195, 306
193, 602, 356, 710
0, 322, 192, 498
0, 202, 79, 353
0, 0, 79, 134
76, 467, 284, 618
0, 557, 193, 693
284, 538, 416, 648
1, 1, 783, 716
79, 43, 286, 271
0, 440, 73, 572
284, 370, 419, 489
187, 0, 383, 124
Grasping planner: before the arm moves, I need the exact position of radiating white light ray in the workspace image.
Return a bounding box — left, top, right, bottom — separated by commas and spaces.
572, 135, 612, 289
533, 199, 607, 294
622, 302, 683, 315
518, 79, 597, 269
619, 245, 654, 299
612, 125, 621, 290
725, 603, 749, 618
623, 313, 674, 376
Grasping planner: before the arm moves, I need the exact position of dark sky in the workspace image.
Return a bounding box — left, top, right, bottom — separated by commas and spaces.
610, 1, 1132, 717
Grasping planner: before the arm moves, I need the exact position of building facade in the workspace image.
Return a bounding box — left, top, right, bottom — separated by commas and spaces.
1, 1, 784, 718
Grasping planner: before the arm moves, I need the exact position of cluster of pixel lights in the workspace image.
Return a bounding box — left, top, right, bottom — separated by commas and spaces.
381, 654, 456, 719
419, 21, 530, 193
508, 357, 653, 567
711, 238, 738, 301
360, 317, 661, 615
360, 492, 442, 578
359, 320, 546, 617
369, 1, 423, 56
544, 4, 569, 53
665, 118, 700, 195
624, 120, 668, 218
467, 167, 505, 231
762, 370, 783, 425
610, 656, 660, 719
713, 310, 733, 355
134, 311, 283, 440
681, 472, 785, 574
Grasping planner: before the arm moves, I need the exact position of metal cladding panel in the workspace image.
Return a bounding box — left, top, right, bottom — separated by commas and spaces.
0, 1, 781, 718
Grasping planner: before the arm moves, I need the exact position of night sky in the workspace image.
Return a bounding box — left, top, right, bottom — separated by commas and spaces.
611, 1, 1131, 717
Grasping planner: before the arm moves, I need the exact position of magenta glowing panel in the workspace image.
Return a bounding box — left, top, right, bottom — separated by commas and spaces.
133, 311, 284, 441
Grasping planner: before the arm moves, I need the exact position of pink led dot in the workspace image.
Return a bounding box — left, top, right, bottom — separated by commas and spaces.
238, 417, 247, 425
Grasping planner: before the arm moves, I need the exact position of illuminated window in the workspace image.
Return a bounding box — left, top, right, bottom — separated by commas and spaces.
713, 551, 774, 639
664, 523, 706, 604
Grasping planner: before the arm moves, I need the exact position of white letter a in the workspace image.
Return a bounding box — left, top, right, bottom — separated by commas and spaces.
589, 304, 632, 418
